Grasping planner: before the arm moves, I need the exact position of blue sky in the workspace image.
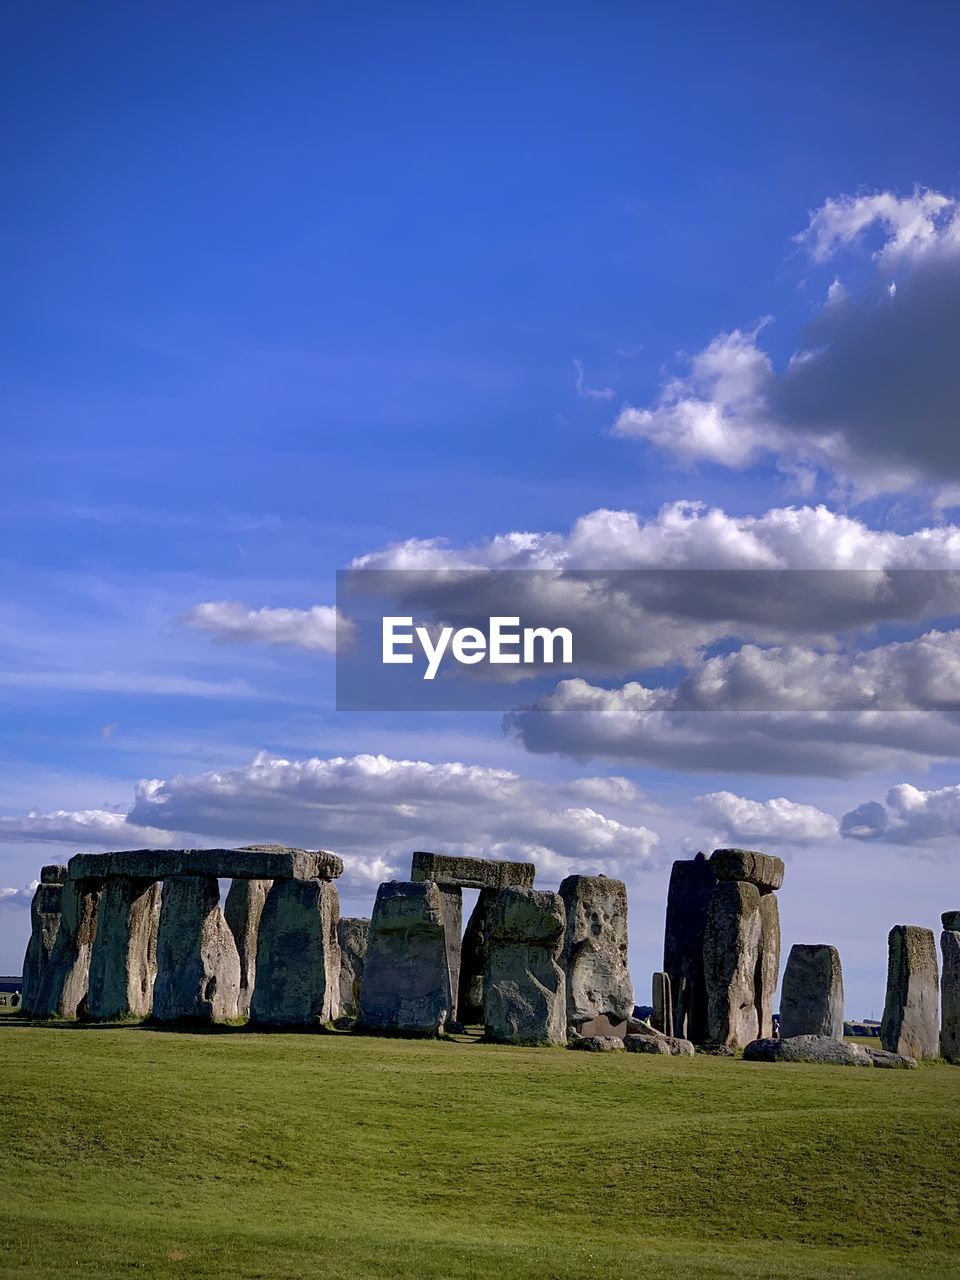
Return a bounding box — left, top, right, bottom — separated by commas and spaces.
3, 4, 960, 1015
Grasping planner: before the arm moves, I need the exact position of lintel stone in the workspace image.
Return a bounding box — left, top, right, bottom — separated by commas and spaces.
410, 851, 534, 890
68, 844, 343, 883
709, 848, 784, 892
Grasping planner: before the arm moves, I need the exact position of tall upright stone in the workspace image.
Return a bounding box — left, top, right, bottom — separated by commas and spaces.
652, 971, 673, 1037
250, 879, 341, 1026
663, 852, 716, 1042
703, 879, 762, 1049
224, 878, 273, 1017
34, 877, 102, 1018
780, 944, 844, 1039
485, 887, 567, 1046
87, 877, 162, 1020
359, 881, 451, 1036
21, 866, 67, 1014
757, 891, 781, 1040
558, 875, 633, 1032
881, 924, 939, 1060
337, 916, 369, 1019
458, 889, 500, 1024
939, 915, 960, 1063
152, 876, 241, 1023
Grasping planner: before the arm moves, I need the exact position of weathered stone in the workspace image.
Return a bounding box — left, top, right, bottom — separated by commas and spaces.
709, 848, 785, 891
437, 886, 462, 1025
152, 876, 241, 1023
703, 879, 762, 1049
484, 887, 567, 1046
87, 878, 161, 1020
745, 1034, 916, 1069
577, 1013, 627, 1039
757, 891, 780, 1040
943, 910, 960, 931
34, 878, 102, 1018
940, 928, 960, 1063
780, 944, 844, 1039
698, 1042, 735, 1057
457, 888, 499, 1024
69, 845, 342, 883
337, 917, 369, 1019
40, 864, 67, 885
224, 879, 273, 1017
359, 881, 451, 1036
881, 925, 939, 1060
663, 852, 716, 1043
250, 879, 340, 1026
558, 875, 633, 1029
569, 1035, 624, 1052
410, 851, 534, 890
21, 881, 66, 1013
625, 1032, 695, 1056
652, 971, 673, 1036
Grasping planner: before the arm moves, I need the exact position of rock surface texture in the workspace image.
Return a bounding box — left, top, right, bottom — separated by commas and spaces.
359, 881, 452, 1036
558, 875, 633, 1030
703, 879, 762, 1049
152, 876, 241, 1023
881, 924, 939, 1060
87, 877, 161, 1020
780, 944, 844, 1039
69, 845, 343, 883
709, 848, 785, 891
662, 852, 716, 1042
34, 877, 102, 1018
21, 869, 67, 1014
224, 878, 273, 1017
940, 926, 960, 1062
250, 879, 341, 1026
745, 1035, 916, 1069
337, 916, 370, 1019
484, 887, 567, 1046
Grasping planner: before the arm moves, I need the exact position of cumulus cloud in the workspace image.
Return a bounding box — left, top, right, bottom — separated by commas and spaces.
0, 882, 38, 909
613, 187, 960, 493
505, 629, 960, 775
180, 601, 349, 653
841, 781, 960, 844
697, 791, 839, 845
0, 809, 180, 849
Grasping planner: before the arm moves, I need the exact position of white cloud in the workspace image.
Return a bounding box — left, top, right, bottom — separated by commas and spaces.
697, 790, 839, 845
795, 188, 958, 267
0, 882, 38, 909
180, 601, 348, 653
841, 781, 960, 844
574, 358, 615, 401
0, 809, 180, 849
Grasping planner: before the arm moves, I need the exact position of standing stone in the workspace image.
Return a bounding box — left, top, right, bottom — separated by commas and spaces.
224, 878, 273, 1017
359, 881, 451, 1036
780, 944, 844, 1039
652, 971, 673, 1037
250, 879, 341, 1026
21, 866, 67, 1014
703, 879, 762, 1049
881, 924, 939, 1060
457, 889, 500, 1024
152, 876, 241, 1023
663, 852, 716, 1043
337, 917, 369, 1019
939, 921, 960, 1063
757, 891, 781, 1039
436, 887, 462, 1026
485, 887, 567, 1046
34, 878, 102, 1018
87, 877, 162, 1020
558, 875, 633, 1031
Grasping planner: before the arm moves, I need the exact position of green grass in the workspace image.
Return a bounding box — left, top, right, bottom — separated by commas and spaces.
1, 1021, 958, 1279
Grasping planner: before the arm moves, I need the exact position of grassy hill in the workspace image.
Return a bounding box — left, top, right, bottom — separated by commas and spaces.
1, 1020, 958, 1279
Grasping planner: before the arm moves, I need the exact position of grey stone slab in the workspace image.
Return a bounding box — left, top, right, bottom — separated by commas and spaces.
709, 848, 784, 891
484, 887, 567, 1046
87, 877, 161, 1020
250, 879, 341, 1026
337, 917, 369, 1019
224, 879, 273, 1017
703, 879, 762, 1049
940, 928, 960, 1063
21, 882, 65, 1014
359, 881, 451, 1036
663, 852, 716, 1043
757, 891, 781, 1040
559, 875, 633, 1029
410, 851, 535, 890
152, 876, 241, 1023
40, 865, 67, 885
34, 878, 102, 1018
881, 924, 939, 1060
780, 944, 844, 1039
652, 971, 673, 1037
68, 845, 343, 883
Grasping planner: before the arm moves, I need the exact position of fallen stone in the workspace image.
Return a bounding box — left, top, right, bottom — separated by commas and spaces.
410, 851, 534, 890
663, 852, 716, 1043
860, 1045, 918, 1069
881, 924, 939, 1060
697, 1043, 734, 1057
652, 971, 673, 1036
484, 887, 567, 1046
250, 879, 341, 1026
625, 1016, 662, 1037
780, 944, 844, 1039
21, 881, 66, 1014
69, 845, 343, 883
703, 879, 762, 1049
336, 916, 370, 1019
559, 875, 633, 1029
569, 1035, 624, 1052
359, 881, 451, 1036
625, 1032, 694, 1056
940, 927, 960, 1063
578, 1013, 627, 1038
152, 876, 241, 1022
224, 878, 273, 1017
87, 877, 161, 1020
745, 1034, 916, 1069
709, 848, 785, 892
34, 878, 102, 1018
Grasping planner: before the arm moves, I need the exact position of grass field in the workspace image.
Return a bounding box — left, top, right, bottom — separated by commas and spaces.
1, 1020, 958, 1280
